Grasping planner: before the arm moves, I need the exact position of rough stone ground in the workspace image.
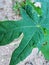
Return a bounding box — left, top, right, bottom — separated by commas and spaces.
0, 0, 49, 65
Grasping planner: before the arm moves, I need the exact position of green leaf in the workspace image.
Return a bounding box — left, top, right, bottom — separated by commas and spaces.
26, 0, 31, 4
34, 0, 49, 61
9, 2, 49, 64
25, 4, 39, 21
0, 20, 22, 45
30, 2, 42, 15
41, 30, 49, 60
9, 8, 44, 65
0, 0, 49, 65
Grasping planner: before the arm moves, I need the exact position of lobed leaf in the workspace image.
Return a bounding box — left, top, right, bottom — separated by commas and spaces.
9, 8, 44, 65
0, 0, 49, 65
41, 30, 49, 60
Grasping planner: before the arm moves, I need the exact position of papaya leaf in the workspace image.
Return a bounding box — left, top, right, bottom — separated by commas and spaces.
9, 8, 45, 65
30, 2, 42, 15
35, 0, 49, 61
0, 0, 49, 65
0, 20, 22, 45
41, 30, 49, 60
9, 2, 49, 65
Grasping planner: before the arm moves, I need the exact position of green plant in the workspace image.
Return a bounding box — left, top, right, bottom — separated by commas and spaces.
0, 0, 49, 65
